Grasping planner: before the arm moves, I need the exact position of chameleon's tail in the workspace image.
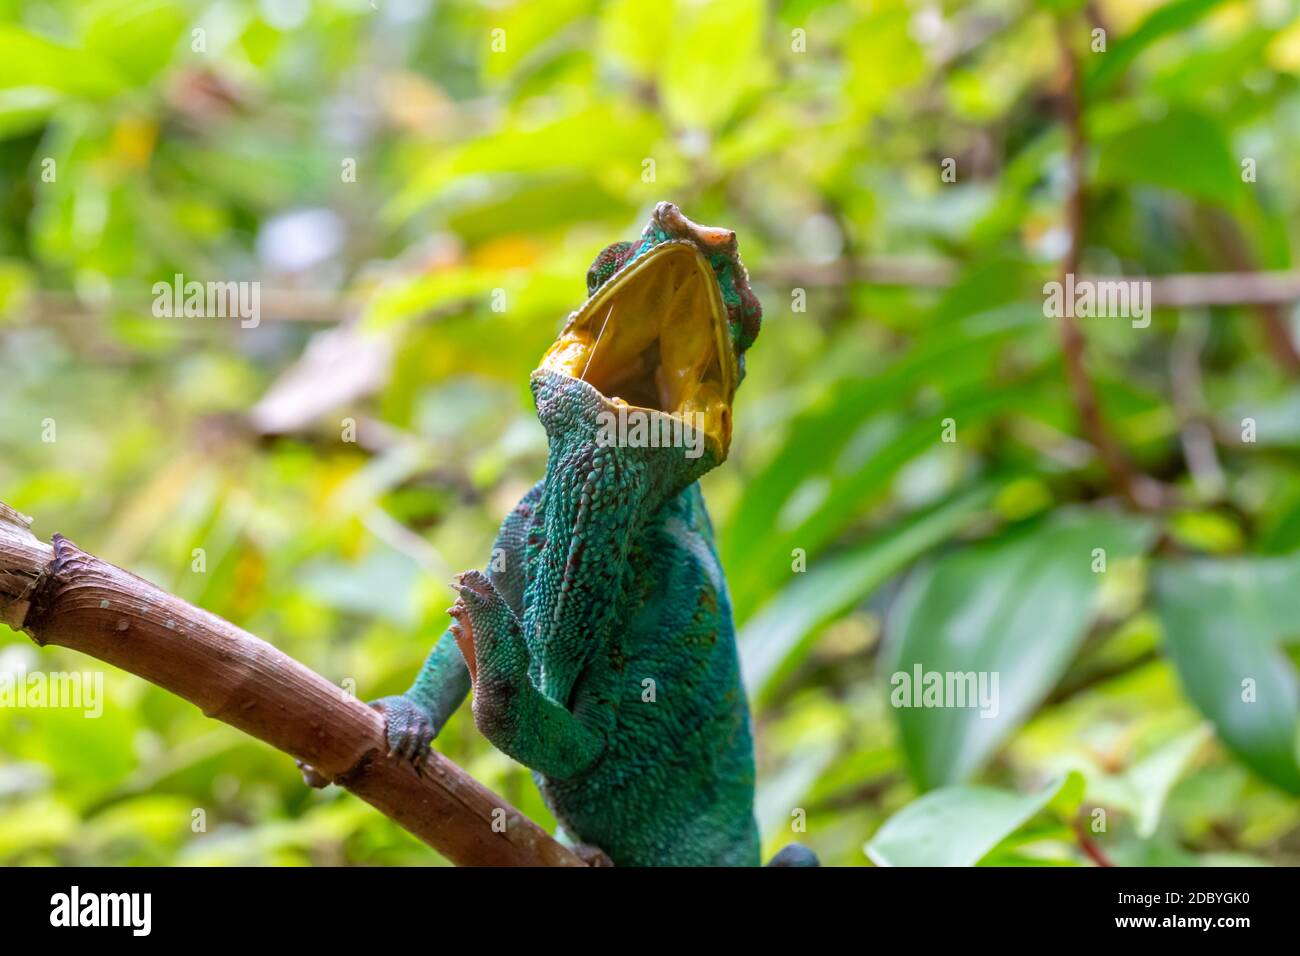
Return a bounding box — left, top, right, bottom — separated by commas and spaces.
766, 843, 820, 867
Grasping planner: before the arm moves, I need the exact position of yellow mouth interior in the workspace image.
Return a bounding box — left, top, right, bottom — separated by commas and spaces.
537, 242, 736, 455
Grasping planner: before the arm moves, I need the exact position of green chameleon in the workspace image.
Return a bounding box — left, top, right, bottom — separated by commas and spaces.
371, 203, 815, 867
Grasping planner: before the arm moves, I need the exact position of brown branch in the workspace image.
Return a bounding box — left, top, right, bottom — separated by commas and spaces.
1194, 207, 1300, 375
29, 288, 353, 324
1055, 21, 1167, 511
760, 256, 956, 289
0, 501, 584, 868
23, 267, 1300, 333
1072, 820, 1115, 867
1142, 269, 1300, 309
760, 258, 1300, 308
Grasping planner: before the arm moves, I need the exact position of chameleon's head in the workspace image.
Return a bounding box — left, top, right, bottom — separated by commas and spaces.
532, 202, 762, 466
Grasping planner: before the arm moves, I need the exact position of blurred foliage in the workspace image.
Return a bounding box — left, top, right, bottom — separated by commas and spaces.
1, 0, 1300, 866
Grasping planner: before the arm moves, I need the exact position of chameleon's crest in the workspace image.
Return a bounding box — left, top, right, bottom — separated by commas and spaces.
536, 202, 762, 459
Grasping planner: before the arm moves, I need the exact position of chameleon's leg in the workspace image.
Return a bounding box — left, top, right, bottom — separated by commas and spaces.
450, 569, 606, 780
370, 629, 469, 761
369, 481, 544, 762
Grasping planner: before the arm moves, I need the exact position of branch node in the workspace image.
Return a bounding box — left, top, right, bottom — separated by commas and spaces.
334, 748, 382, 789
16, 563, 57, 645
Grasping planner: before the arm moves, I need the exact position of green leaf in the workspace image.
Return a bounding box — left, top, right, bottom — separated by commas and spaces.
1085, 0, 1228, 97
865, 772, 1082, 867
1153, 555, 1300, 793
479, 0, 595, 83
0, 25, 125, 98
0, 87, 59, 139
843, 3, 925, 118
884, 509, 1156, 789
0, 798, 80, 857
740, 481, 998, 701
1095, 108, 1243, 209
755, 740, 837, 840
79, 0, 185, 86
1126, 725, 1212, 838
78, 0, 184, 86
598, 0, 676, 80
722, 305, 1046, 616
388, 105, 661, 222
660, 0, 766, 130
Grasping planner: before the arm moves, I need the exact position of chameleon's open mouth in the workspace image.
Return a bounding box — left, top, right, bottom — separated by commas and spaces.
536, 240, 737, 456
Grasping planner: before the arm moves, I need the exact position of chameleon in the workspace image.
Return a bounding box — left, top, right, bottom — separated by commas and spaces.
370, 202, 815, 867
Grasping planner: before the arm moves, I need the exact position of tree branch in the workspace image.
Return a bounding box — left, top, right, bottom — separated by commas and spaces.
1055, 20, 1167, 511
0, 500, 584, 868
758, 259, 1300, 309
1194, 207, 1300, 375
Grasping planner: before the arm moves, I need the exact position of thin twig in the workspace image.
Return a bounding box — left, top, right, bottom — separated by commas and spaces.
1054, 21, 1165, 511
1073, 820, 1115, 867
1195, 207, 1300, 375
760, 257, 1300, 307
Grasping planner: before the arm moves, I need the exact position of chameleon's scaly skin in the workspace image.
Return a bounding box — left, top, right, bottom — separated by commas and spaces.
372, 204, 805, 866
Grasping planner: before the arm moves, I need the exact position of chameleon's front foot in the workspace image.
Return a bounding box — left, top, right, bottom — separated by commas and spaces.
368, 694, 435, 763
447, 569, 526, 688
448, 568, 605, 780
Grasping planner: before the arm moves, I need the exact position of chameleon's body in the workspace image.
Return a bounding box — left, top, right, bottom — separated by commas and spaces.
373, 203, 812, 866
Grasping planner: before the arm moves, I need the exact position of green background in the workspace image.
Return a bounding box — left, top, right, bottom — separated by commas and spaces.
1, 0, 1298, 866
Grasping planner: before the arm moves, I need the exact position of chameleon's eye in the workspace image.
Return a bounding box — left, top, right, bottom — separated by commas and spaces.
586, 241, 635, 297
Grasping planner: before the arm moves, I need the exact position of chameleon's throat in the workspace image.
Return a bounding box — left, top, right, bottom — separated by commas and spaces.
525, 369, 720, 697
527, 441, 637, 697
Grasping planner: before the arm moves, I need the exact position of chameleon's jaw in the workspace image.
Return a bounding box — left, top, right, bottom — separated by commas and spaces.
534, 240, 737, 458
